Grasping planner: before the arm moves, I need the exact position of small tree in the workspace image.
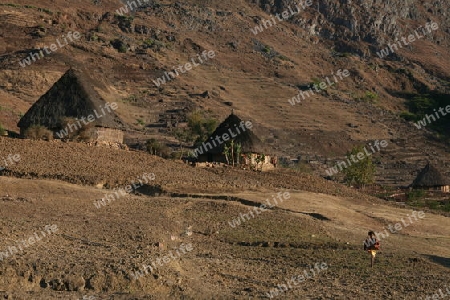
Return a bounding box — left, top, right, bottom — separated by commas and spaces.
146, 138, 170, 158
174, 111, 218, 159
235, 143, 242, 165
343, 145, 376, 188
189, 111, 217, 146
223, 141, 242, 166
230, 140, 235, 167
223, 143, 230, 165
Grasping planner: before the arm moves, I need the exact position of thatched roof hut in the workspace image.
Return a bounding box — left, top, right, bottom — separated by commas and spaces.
195, 113, 275, 170
411, 163, 450, 192
203, 113, 267, 155
18, 68, 124, 132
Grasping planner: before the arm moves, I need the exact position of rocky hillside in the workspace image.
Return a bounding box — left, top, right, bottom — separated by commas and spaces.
254, 0, 449, 54
0, 0, 449, 185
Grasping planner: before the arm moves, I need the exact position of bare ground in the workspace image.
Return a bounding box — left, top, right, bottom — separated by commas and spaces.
0, 138, 449, 299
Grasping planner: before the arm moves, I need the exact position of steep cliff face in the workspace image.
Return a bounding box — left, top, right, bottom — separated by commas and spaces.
250, 0, 449, 55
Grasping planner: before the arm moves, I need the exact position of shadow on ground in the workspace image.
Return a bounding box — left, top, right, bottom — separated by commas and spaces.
424, 254, 450, 268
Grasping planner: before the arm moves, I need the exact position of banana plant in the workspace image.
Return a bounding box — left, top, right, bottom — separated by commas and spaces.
223, 143, 230, 165
230, 140, 235, 167
235, 142, 242, 165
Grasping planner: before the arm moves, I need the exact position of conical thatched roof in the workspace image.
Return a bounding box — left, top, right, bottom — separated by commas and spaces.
18, 68, 124, 130
203, 113, 268, 154
411, 163, 450, 187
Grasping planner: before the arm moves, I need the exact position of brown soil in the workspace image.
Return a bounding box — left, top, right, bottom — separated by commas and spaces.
0, 138, 449, 299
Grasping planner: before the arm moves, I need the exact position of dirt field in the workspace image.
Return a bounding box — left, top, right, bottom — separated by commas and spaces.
1, 138, 449, 299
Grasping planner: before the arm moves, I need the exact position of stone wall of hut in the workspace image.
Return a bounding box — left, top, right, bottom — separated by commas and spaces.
197, 152, 276, 171
91, 127, 124, 144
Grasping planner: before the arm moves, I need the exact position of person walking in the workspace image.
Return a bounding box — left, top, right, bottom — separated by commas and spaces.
363, 231, 380, 267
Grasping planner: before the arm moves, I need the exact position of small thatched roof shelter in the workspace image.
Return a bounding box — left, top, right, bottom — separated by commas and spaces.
411, 163, 450, 191
18, 68, 124, 132
195, 113, 276, 170
203, 113, 267, 155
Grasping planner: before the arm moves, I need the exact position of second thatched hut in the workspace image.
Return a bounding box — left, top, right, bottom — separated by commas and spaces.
411, 163, 450, 193
195, 113, 276, 171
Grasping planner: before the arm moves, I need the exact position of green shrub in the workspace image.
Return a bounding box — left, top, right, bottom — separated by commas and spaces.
403, 94, 449, 139
0, 124, 6, 136
363, 91, 378, 102
443, 203, 450, 212
262, 45, 271, 53
89, 33, 99, 42
116, 15, 134, 22
146, 138, 170, 158
406, 189, 425, 201
122, 95, 137, 103
110, 39, 127, 53
96, 24, 106, 33
188, 111, 217, 146
427, 201, 440, 210
173, 111, 218, 149
143, 39, 154, 47
408, 200, 425, 208
343, 145, 376, 188
169, 150, 184, 160
40, 8, 53, 15
141, 39, 167, 51
395, 68, 413, 78
118, 44, 127, 53
399, 111, 417, 121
